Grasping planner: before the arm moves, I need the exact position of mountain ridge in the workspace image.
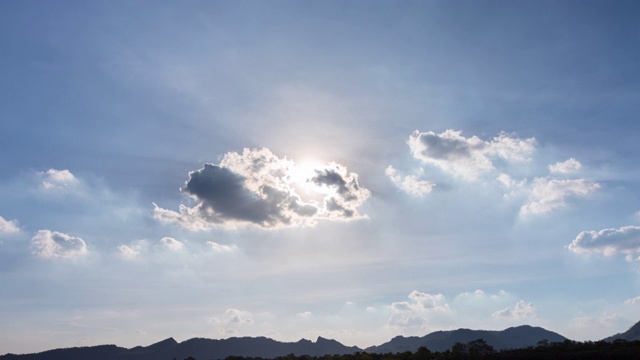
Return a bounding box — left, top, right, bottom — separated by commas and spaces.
602, 320, 640, 342
365, 325, 567, 352
1, 323, 636, 360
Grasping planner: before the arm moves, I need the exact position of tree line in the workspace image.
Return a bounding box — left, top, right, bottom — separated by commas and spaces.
180, 338, 640, 360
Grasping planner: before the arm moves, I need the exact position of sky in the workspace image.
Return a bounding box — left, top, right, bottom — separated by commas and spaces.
1, 0, 640, 355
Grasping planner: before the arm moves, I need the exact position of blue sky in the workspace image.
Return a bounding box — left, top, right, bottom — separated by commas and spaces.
2, 0, 640, 354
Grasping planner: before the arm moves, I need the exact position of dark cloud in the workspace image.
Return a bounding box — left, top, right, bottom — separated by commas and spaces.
182, 164, 275, 225
415, 131, 475, 160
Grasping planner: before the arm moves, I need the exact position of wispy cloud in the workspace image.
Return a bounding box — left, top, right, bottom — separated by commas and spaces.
520, 178, 601, 217
385, 166, 434, 197
207, 241, 238, 253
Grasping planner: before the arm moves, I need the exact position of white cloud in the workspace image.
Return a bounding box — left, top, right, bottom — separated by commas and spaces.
385, 166, 434, 197
520, 178, 601, 217
407, 130, 535, 180
0, 216, 20, 235
154, 148, 370, 230
624, 295, 640, 305
118, 244, 142, 259
210, 308, 255, 336
496, 173, 526, 189
568, 225, 640, 259
492, 300, 537, 320
225, 308, 254, 324
549, 158, 582, 174
31, 230, 88, 259
206, 241, 237, 253
296, 311, 312, 319
160, 237, 184, 251
389, 291, 450, 328
38, 169, 78, 190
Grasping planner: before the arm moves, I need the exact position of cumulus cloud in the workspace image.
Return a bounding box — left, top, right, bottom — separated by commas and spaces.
38, 169, 78, 190
207, 241, 238, 253
154, 148, 370, 230
385, 166, 435, 197
118, 244, 141, 259
389, 291, 450, 327
519, 178, 600, 217
407, 130, 535, 180
160, 237, 184, 251
31, 230, 88, 259
492, 300, 537, 320
0, 216, 20, 235
549, 158, 582, 174
568, 226, 640, 260
210, 308, 255, 333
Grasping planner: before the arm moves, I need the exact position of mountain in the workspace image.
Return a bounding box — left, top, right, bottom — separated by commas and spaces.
603, 320, 640, 342
365, 325, 568, 352
0, 336, 361, 360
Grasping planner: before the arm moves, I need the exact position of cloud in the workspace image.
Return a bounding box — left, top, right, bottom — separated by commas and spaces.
160, 237, 184, 251
389, 291, 450, 328
492, 300, 537, 320
519, 178, 600, 217
296, 311, 312, 319
118, 244, 141, 259
31, 230, 88, 259
624, 295, 640, 305
496, 173, 527, 189
154, 148, 370, 230
407, 130, 535, 180
225, 308, 254, 324
549, 158, 582, 174
385, 166, 434, 197
207, 241, 238, 253
568, 226, 640, 260
38, 169, 78, 190
0, 216, 20, 236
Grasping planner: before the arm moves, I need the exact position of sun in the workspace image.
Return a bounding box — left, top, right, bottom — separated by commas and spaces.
288, 158, 327, 198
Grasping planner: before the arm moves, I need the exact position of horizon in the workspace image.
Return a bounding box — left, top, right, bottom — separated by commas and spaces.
2, 0, 640, 355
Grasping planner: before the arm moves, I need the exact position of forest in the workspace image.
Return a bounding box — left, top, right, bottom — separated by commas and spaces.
206, 338, 640, 360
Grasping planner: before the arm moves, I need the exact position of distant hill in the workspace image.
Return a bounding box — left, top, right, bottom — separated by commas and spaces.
603, 320, 640, 342
0, 336, 361, 360
365, 325, 568, 352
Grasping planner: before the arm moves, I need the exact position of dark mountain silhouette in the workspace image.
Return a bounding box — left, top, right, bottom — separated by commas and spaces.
0, 336, 361, 360
18, 322, 640, 360
365, 325, 567, 352
603, 320, 640, 342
